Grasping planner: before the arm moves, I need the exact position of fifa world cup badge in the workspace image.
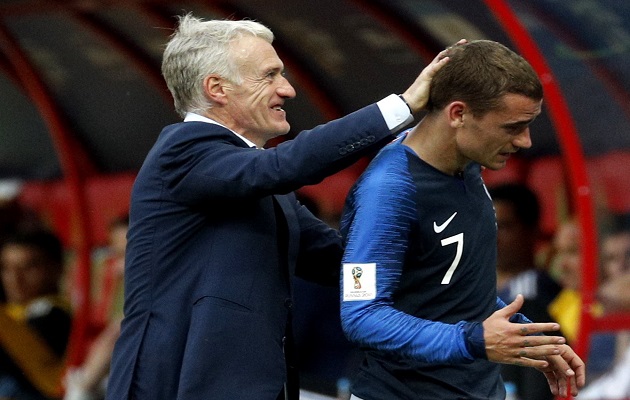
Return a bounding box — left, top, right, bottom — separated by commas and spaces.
343, 263, 376, 301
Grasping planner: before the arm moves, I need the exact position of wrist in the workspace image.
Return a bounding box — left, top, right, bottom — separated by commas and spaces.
463, 321, 487, 359
398, 94, 413, 114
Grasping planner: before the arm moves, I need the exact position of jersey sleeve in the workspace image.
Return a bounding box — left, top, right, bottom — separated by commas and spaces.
340, 147, 479, 364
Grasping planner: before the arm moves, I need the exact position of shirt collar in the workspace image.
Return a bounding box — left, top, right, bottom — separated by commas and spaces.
184, 112, 258, 149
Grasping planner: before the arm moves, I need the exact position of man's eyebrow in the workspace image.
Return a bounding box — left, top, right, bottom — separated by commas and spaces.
501, 118, 535, 129
258, 66, 281, 79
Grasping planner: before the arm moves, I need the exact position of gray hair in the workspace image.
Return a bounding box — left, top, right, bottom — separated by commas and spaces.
161, 14, 274, 117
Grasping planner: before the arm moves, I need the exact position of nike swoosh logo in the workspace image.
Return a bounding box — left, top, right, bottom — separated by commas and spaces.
433, 212, 457, 233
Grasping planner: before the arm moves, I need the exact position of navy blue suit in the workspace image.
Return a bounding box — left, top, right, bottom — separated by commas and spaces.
106, 104, 397, 400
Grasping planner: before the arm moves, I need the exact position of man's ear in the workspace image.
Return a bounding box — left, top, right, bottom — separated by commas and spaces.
447, 101, 466, 128
203, 75, 228, 105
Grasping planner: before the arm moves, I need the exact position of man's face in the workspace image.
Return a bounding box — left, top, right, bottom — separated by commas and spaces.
601, 232, 630, 282
223, 36, 296, 143
457, 94, 542, 171
1, 244, 58, 304
553, 221, 582, 290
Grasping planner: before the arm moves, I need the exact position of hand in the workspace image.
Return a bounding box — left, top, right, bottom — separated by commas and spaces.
537, 345, 586, 398
482, 294, 566, 369
401, 39, 466, 112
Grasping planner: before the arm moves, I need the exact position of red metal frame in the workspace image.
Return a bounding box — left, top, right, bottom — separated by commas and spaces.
0, 22, 94, 367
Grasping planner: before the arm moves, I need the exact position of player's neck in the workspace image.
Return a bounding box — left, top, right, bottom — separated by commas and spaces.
403, 118, 468, 176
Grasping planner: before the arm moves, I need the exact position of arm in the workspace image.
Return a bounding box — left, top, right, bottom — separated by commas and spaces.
294, 196, 343, 286
166, 49, 454, 203
341, 162, 569, 366
166, 106, 393, 203
65, 317, 122, 397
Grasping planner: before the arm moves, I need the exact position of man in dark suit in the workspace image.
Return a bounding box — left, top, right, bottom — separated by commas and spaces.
106, 13, 453, 400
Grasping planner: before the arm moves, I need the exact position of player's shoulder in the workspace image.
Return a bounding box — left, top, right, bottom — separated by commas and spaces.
364, 140, 413, 181
350, 143, 416, 208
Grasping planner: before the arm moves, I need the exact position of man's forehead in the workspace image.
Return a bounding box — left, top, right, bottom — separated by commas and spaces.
231, 36, 279, 62
232, 44, 282, 80
493, 94, 542, 119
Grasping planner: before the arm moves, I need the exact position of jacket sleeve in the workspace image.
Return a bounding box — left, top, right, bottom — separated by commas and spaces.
163, 105, 395, 205
293, 197, 343, 287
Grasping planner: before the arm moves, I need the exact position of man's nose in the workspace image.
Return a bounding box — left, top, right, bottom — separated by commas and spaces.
278, 76, 296, 99
514, 129, 532, 150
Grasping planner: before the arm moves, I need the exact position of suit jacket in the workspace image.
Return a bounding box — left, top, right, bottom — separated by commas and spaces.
106, 104, 395, 400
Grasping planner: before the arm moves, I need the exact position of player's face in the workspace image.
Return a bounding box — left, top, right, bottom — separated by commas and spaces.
223, 36, 296, 144
457, 94, 542, 171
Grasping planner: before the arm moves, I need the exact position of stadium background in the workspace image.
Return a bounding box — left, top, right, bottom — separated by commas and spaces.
1, 0, 629, 397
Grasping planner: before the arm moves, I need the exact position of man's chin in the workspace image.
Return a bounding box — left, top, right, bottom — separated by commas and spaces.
484, 163, 505, 171
262, 126, 291, 145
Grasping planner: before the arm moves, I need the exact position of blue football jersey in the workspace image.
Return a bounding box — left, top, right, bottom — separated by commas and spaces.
340, 136, 504, 399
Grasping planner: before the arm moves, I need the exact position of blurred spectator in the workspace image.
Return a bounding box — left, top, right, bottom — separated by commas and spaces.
579, 221, 630, 399
548, 218, 627, 383
90, 215, 128, 336
0, 229, 72, 400
64, 216, 128, 400
548, 218, 588, 344
489, 183, 561, 400
598, 224, 630, 312
0, 180, 43, 303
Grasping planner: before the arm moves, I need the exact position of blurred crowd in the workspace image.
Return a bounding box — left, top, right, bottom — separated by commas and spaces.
488, 182, 630, 400
1, 177, 629, 400
0, 181, 127, 400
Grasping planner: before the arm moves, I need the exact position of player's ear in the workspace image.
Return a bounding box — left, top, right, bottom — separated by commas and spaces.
447, 101, 466, 129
